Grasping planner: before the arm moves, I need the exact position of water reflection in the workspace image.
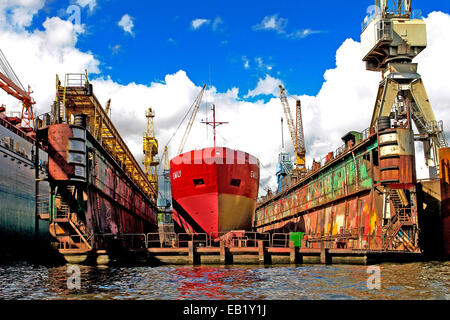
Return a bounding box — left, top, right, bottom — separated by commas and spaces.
0, 261, 448, 300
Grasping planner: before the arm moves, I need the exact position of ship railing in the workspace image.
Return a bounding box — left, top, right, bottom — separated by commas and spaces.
312, 126, 374, 171
176, 233, 209, 248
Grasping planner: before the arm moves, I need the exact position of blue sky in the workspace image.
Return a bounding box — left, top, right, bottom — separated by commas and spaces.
1, 0, 449, 191
29, 0, 450, 99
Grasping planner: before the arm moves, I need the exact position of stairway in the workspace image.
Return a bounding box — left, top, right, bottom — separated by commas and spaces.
52, 190, 92, 251
383, 189, 416, 251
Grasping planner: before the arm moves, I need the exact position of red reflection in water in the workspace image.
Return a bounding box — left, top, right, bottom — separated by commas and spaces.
173, 267, 259, 299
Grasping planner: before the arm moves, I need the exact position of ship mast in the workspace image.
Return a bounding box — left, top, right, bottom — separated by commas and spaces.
201, 104, 228, 149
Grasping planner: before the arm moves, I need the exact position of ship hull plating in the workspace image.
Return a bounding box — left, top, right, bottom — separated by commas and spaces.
0, 119, 50, 258
171, 147, 260, 236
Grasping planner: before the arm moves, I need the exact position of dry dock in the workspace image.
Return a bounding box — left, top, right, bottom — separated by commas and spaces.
60, 231, 424, 265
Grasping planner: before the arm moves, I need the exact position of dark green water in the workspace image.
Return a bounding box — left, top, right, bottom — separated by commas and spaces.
0, 261, 448, 300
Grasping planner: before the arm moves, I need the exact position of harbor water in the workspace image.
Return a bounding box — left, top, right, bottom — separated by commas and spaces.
0, 261, 448, 300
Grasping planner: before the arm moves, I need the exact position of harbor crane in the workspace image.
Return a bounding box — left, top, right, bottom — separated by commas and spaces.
177, 84, 207, 155
362, 0, 447, 177
157, 84, 206, 209
279, 84, 306, 176
0, 49, 35, 131
143, 107, 159, 194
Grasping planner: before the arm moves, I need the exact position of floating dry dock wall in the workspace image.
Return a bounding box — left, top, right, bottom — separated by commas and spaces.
254, 126, 435, 254
35, 74, 159, 263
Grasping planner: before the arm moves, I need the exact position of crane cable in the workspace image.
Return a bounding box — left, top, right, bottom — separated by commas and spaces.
159, 85, 206, 170
0, 49, 25, 92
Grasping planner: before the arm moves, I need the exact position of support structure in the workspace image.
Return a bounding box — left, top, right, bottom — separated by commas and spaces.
53, 72, 157, 201
361, 0, 447, 178
143, 107, 159, 195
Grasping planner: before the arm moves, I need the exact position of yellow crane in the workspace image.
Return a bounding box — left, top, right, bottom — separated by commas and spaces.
279, 85, 306, 175
143, 107, 159, 194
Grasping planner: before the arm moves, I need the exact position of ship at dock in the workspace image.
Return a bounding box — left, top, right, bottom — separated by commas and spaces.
169, 99, 260, 237
171, 147, 260, 236
0, 49, 51, 259
35, 72, 159, 264
253, 0, 450, 259
0, 105, 50, 258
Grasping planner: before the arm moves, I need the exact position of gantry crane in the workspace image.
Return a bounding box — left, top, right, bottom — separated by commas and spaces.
0, 49, 35, 131
279, 84, 306, 175
143, 107, 159, 194
177, 84, 206, 155
362, 0, 447, 177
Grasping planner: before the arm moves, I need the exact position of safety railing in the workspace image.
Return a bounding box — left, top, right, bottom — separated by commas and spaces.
176, 233, 209, 248
55, 204, 69, 220
242, 232, 271, 247
55, 234, 88, 250
209, 232, 227, 247
94, 233, 147, 249
119, 233, 148, 249
271, 233, 290, 247
65, 73, 87, 87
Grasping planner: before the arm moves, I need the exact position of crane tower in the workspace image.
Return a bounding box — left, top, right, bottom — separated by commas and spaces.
361, 0, 447, 177
143, 107, 159, 194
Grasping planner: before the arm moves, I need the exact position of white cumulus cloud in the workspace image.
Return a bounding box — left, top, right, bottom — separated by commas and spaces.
191, 18, 210, 30
245, 75, 283, 98
0, 0, 45, 30
76, 0, 97, 12
118, 14, 134, 35
253, 14, 288, 34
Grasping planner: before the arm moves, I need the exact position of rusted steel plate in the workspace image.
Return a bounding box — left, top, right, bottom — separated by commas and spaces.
440, 147, 450, 255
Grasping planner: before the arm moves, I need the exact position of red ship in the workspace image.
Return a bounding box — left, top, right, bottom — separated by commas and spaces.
170, 105, 260, 237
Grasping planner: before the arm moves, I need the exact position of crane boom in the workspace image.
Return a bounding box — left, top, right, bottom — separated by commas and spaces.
0, 49, 35, 130
177, 84, 206, 155
163, 146, 169, 171
279, 85, 306, 173
296, 100, 305, 155
279, 85, 297, 151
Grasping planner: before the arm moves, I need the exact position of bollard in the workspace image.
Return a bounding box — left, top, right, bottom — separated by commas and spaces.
220, 241, 227, 265
320, 247, 330, 264
258, 240, 265, 265
188, 241, 195, 265
289, 241, 296, 264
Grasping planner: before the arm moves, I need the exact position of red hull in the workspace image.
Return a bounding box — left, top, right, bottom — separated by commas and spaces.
170, 147, 259, 236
